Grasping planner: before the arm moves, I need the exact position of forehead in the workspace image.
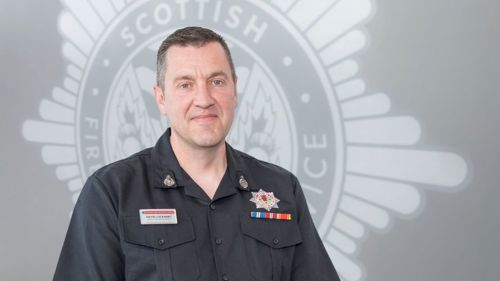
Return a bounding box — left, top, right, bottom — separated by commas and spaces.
165, 42, 230, 70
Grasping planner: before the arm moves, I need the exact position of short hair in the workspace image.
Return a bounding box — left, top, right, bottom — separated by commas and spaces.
156, 26, 236, 90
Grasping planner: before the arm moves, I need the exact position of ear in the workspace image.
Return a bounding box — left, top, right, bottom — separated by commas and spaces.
153, 85, 167, 116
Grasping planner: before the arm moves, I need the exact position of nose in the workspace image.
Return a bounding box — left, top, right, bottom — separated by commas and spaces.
193, 84, 215, 108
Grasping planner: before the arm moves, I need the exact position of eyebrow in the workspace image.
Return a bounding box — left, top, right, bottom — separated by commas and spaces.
207, 71, 229, 80
172, 71, 229, 83
173, 75, 195, 83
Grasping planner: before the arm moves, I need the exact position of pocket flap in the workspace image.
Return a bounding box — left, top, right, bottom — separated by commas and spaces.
240, 213, 302, 249
122, 215, 195, 250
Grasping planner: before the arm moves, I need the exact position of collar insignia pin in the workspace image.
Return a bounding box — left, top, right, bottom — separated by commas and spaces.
239, 175, 249, 190
163, 174, 176, 187
250, 189, 280, 211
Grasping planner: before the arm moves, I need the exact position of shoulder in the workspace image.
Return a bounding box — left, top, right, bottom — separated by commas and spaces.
79, 148, 153, 197
229, 147, 300, 198
92, 148, 153, 180
234, 149, 295, 179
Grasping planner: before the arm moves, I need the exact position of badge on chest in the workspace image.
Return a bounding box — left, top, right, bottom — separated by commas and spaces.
249, 189, 280, 211
139, 209, 178, 225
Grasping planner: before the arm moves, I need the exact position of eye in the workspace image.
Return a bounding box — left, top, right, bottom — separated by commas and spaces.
211, 79, 226, 87
178, 82, 192, 89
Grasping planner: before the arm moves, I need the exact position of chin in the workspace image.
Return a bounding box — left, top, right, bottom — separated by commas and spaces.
190, 126, 227, 145
191, 132, 225, 148
193, 138, 225, 149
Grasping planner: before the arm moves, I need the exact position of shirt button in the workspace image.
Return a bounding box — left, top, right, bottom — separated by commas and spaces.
222, 274, 229, 281
215, 238, 222, 245
273, 238, 279, 245
158, 239, 165, 246
209, 203, 216, 210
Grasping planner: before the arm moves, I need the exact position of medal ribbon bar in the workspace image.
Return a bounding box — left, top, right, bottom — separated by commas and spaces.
250, 211, 292, 220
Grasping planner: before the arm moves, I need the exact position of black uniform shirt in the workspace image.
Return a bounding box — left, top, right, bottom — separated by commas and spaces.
54, 129, 340, 281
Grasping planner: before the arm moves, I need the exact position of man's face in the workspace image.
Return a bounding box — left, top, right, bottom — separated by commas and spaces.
154, 42, 237, 150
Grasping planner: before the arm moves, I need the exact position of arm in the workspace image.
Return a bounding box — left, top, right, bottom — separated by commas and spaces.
291, 175, 341, 281
53, 175, 124, 281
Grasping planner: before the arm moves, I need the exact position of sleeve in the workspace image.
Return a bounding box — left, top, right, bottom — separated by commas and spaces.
53, 175, 124, 281
291, 175, 341, 281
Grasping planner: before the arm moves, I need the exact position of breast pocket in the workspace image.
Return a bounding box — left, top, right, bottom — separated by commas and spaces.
122, 215, 200, 281
240, 213, 303, 281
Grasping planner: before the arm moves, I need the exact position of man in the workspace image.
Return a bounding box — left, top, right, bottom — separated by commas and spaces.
54, 26, 340, 281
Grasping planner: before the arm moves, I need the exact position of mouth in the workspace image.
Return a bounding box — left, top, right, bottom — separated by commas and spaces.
191, 114, 217, 121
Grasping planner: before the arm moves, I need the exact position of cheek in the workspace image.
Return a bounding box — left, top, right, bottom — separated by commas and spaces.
164, 98, 189, 118
162, 97, 175, 118
165, 104, 179, 120
220, 100, 236, 122
219, 91, 236, 105
226, 96, 237, 112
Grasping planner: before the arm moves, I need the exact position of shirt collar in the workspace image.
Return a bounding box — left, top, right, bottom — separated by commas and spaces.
150, 128, 257, 193
150, 128, 187, 189
225, 142, 259, 192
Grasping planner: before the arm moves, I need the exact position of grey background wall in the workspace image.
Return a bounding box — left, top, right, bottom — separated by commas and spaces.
1, 0, 499, 280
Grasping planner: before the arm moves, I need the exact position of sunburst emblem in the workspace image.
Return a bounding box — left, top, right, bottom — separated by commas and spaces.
22, 0, 468, 280
250, 189, 280, 211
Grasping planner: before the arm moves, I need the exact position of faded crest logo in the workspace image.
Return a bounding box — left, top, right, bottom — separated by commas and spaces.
22, 0, 468, 280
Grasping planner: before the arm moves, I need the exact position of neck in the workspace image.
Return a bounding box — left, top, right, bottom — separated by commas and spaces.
170, 134, 227, 199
